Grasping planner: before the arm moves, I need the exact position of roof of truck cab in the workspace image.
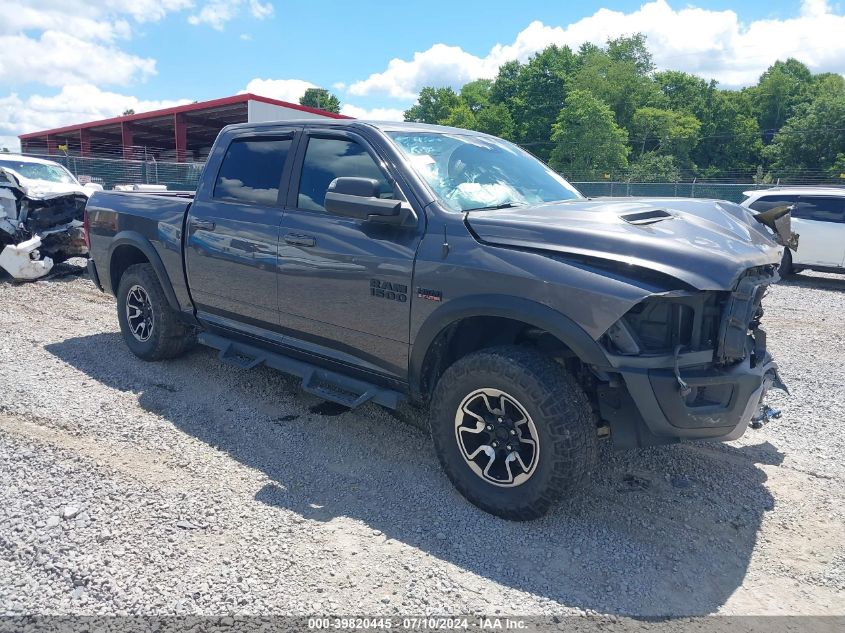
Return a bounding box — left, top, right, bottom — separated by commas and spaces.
221, 119, 492, 136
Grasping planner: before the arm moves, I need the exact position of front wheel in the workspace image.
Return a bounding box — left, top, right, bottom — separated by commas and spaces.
429, 346, 597, 521
116, 263, 195, 361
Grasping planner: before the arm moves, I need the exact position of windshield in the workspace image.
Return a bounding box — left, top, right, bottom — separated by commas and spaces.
0, 159, 78, 185
387, 131, 582, 212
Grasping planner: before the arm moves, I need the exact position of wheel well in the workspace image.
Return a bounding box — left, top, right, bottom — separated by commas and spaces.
110, 245, 149, 293
418, 316, 578, 401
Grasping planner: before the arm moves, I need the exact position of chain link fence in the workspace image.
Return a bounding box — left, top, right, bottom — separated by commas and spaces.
21, 153, 205, 191
20, 152, 837, 203
572, 181, 785, 203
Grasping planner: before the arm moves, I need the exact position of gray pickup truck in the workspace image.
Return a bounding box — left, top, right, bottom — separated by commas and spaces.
85, 120, 789, 520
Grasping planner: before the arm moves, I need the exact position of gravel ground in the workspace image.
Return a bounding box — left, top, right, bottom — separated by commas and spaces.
0, 263, 843, 617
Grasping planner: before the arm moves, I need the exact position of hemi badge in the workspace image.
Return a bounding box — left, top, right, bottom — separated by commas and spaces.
417, 287, 442, 302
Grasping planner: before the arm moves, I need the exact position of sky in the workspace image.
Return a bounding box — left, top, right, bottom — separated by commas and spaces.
1, 0, 844, 150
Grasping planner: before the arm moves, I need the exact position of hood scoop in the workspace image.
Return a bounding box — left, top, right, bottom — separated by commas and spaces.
620, 209, 673, 225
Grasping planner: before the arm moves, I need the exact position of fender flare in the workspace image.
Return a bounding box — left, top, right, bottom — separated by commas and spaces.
107, 231, 180, 311
409, 294, 611, 398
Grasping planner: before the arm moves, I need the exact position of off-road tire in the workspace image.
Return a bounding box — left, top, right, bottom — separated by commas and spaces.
116, 263, 194, 361
778, 249, 793, 278
429, 345, 597, 521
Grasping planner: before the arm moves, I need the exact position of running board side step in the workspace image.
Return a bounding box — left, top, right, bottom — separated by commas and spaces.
198, 332, 404, 410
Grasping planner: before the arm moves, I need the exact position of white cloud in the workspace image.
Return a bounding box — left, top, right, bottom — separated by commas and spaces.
339, 104, 405, 121
348, 0, 845, 97
188, 1, 237, 30
99, 1, 196, 23
0, 0, 274, 87
248, 0, 274, 20
349, 44, 488, 100
188, 0, 275, 30
242, 78, 318, 103
0, 31, 156, 88
0, 84, 191, 151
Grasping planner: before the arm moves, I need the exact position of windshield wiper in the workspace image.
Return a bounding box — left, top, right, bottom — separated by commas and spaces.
462, 202, 526, 213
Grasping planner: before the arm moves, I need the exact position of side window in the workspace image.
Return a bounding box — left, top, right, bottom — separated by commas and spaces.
214, 137, 291, 205
297, 137, 393, 212
795, 197, 845, 223
748, 194, 798, 212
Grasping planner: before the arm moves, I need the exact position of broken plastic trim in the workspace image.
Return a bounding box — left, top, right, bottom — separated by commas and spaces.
0, 236, 53, 280
754, 205, 800, 251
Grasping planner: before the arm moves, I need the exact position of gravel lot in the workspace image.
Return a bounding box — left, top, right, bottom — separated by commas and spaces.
0, 263, 843, 617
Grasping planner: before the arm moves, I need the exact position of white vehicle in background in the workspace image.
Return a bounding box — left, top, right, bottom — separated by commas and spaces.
0, 154, 103, 198
0, 155, 99, 280
741, 187, 845, 276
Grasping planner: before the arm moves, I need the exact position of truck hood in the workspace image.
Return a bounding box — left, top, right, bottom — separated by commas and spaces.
465, 197, 782, 290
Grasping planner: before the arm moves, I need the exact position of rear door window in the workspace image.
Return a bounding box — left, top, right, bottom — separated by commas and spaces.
296, 137, 394, 212
214, 137, 292, 205
795, 196, 845, 223
748, 194, 798, 212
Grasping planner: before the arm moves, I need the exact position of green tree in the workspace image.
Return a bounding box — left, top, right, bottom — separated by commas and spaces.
489, 60, 522, 108
627, 152, 681, 182
475, 103, 515, 140
655, 70, 713, 116
572, 35, 662, 132
765, 88, 845, 177
750, 59, 814, 141
404, 87, 461, 124
828, 154, 845, 181
511, 45, 577, 158
630, 107, 701, 167
299, 88, 341, 113
460, 79, 493, 113
696, 91, 762, 176
606, 33, 655, 75
549, 90, 628, 179
441, 102, 478, 130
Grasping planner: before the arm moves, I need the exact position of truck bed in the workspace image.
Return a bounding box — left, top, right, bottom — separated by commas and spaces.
85, 190, 195, 309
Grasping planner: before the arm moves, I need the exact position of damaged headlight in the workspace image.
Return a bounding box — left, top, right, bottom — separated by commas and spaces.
604, 266, 778, 366
603, 292, 724, 357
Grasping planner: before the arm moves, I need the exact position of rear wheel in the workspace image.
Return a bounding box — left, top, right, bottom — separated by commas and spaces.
429, 346, 597, 521
116, 263, 194, 360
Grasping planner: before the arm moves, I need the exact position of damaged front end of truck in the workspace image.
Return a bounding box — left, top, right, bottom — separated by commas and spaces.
586, 201, 796, 446
466, 196, 795, 448
0, 168, 88, 281
598, 263, 788, 447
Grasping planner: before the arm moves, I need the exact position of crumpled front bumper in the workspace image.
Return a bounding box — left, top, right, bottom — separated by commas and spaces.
617, 352, 781, 442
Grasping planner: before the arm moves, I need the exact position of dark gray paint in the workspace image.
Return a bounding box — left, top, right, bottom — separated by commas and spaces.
86, 119, 785, 444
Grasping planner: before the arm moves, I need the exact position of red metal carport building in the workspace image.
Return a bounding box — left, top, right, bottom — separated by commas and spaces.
18, 94, 350, 163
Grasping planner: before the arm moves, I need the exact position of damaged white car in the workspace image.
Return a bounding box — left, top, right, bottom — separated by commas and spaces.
0, 155, 101, 281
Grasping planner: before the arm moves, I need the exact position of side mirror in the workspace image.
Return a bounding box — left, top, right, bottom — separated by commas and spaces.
324, 177, 407, 225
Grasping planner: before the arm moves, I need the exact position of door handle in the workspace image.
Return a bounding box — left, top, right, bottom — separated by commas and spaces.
284, 233, 316, 247
191, 219, 215, 231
